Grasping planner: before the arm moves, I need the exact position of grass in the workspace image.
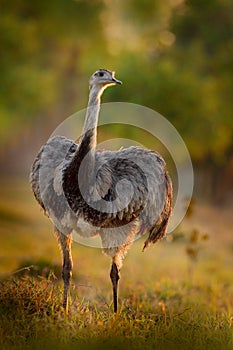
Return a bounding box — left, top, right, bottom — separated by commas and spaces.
0, 178, 232, 349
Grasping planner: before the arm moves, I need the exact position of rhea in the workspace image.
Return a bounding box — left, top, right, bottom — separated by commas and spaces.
30, 69, 172, 313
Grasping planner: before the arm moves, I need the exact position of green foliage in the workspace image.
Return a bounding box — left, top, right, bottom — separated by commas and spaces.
109, 0, 233, 164
169, 0, 233, 163
0, 0, 105, 142
0, 0, 232, 191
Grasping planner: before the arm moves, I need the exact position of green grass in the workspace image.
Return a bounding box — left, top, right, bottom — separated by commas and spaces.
0, 179, 232, 350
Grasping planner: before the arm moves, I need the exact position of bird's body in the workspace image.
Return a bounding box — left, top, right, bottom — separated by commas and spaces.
30, 69, 172, 312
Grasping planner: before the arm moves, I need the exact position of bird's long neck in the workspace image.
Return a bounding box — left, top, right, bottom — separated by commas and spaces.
65, 85, 103, 189
81, 85, 102, 150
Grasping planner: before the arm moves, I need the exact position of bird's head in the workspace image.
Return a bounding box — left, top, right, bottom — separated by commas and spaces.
89, 69, 122, 91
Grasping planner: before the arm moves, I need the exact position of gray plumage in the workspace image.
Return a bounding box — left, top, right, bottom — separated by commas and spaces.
30, 69, 172, 313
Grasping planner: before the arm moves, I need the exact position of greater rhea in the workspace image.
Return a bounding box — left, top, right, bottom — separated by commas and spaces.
30, 69, 172, 313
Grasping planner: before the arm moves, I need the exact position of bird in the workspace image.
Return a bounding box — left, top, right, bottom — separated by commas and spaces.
30, 69, 172, 313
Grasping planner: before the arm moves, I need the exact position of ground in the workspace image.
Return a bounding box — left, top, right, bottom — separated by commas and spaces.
0, 179, 232, 349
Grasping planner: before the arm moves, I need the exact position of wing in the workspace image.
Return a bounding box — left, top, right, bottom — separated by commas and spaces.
94, 146, 171, 234
94, 148, 150, 221
142, 171, 172, 250
30, 136, 77, 232
62, 142, 172, 241
117, 148, 172, 249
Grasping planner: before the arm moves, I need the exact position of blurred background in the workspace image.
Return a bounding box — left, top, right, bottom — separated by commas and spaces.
0, 0, 232, 277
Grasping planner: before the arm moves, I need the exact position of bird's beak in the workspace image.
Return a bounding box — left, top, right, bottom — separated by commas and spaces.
112, 77, 122, 85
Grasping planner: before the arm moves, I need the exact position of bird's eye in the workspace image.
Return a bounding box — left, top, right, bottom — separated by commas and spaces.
99, 72, 104, 77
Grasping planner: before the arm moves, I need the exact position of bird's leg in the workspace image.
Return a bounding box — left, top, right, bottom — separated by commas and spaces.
110, 260, 120, 313
102, 226, 136, 313
62, 243, 72, 313
54, 228, 73, 313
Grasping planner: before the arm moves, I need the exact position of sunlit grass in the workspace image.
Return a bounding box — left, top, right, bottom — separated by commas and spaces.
0, 179, 232, 349
0, 274, 232, 350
